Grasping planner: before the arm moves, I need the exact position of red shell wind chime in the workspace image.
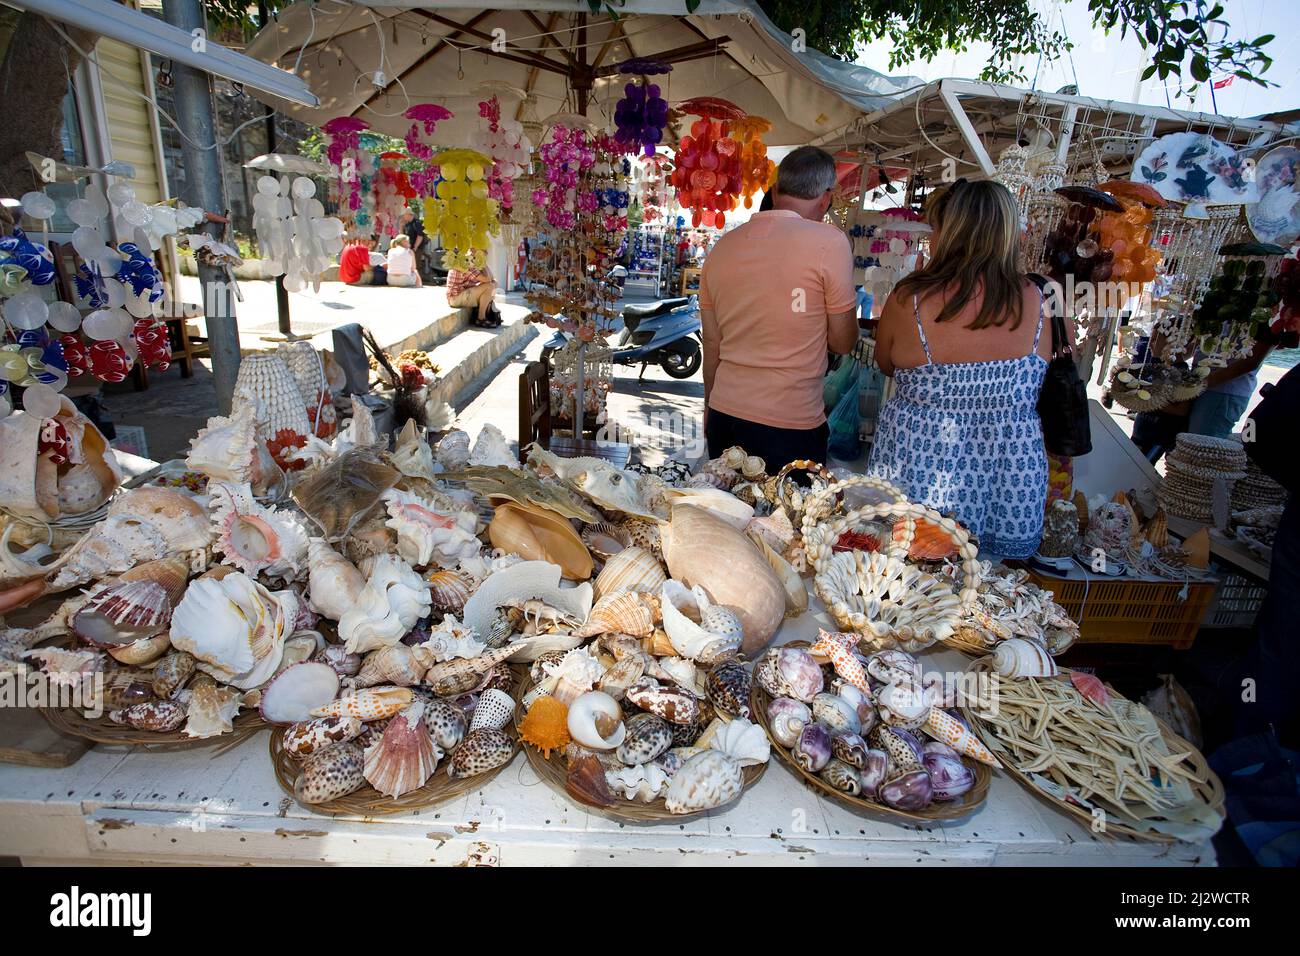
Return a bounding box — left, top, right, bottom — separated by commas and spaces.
672, 97, 746, 228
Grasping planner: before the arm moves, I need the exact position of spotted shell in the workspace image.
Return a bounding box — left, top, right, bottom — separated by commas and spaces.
625, 677, 702, 725
469, 688, 515, 733
820, 758, 862, 795
294, 742, 366, 804
705, 659, 751, 719
670, 718, 706, 748
283, 715, 364, 757
448, 728, 514, 778
621, 519, 663, 561
151, 650, 196, 699
616, 712, 673, 765
310, 686, 414, 721
423, 698, 468, 750
110, 699, 185, 732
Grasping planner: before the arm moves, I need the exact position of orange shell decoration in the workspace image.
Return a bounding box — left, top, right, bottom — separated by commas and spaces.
519, 695, 571, 758
893, 517, 959, 560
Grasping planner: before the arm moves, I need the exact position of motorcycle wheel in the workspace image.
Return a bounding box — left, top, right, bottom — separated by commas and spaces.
660, 339, 702, 379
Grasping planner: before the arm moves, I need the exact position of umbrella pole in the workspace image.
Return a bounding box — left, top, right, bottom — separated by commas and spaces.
574, 341, 586, 438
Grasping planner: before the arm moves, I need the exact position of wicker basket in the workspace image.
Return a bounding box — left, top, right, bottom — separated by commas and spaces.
959, 659, 1224, 843
514, 678, 766, 823
751, 643, 991, 823
1109, 383, 1174, 413
42, 705, 266, 752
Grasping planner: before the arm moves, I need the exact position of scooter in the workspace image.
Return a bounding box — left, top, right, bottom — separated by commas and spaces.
541, 295, 702, 381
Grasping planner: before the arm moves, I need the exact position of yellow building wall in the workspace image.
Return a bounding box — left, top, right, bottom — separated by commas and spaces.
94, 36, 164, 205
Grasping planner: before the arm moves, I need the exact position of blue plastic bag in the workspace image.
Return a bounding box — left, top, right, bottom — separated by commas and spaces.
827, 368, 862, 460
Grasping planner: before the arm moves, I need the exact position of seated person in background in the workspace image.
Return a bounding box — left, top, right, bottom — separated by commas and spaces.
339, 237, 387, 286
385, 234, 421, 288
446, 264, 501, 327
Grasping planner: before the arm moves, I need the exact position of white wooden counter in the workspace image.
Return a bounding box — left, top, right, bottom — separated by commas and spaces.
0, 605, 1215, 867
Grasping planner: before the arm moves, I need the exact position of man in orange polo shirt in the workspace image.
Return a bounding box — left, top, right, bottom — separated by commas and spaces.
699, 146, 858, 465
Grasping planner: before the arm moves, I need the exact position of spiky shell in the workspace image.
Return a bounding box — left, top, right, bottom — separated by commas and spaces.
426, 569, 473, 613
110, 699, 185, 732
310, 685, 414, 721
705, 659, 751, 719
182, 675, 243, 738
448, 728, 514, 778
363, 701, 441, 797
283, 716, 364, 757
664, 749, 744, 814
383, 488, 480, 569
294, 742, 366, 804
185, 403, 268, 488
209, 481, 309, 581
616, 712, 673, 765
518, 694, 570, 757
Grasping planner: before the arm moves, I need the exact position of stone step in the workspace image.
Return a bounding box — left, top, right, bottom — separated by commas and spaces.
423, 306, 536, 409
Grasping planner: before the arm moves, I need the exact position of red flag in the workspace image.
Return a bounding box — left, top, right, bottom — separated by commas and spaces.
1213, 75, 1235, 90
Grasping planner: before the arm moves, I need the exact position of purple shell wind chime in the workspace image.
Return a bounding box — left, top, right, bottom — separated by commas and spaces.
613, 58, 672, 157
403, 103, 453, 161
322, 116, 371, 211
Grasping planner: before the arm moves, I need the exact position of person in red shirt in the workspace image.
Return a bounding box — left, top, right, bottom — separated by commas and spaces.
339, 238, 388, 285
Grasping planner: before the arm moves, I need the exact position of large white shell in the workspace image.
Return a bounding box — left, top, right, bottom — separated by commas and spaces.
462, 560, 593, 644
186, 403, 258, 484
435, 429, 471, 470
339, 554, 431, 653
664, 749, 744, 814
419, 615, 486, 662
566, 690, 626, 750
169, 572, 292, 690
390, 419, 438, 483
992, 637, 1059, 678
605, 762, 672, 802
382, 488, 479, 569
468, 423, 516, 467
306, 538, 365, 621
542, 647, 604, 705
705, 717, 770, 767
209, 482, 309, 581
660, 580, 742, 663
662, 486, 754, 529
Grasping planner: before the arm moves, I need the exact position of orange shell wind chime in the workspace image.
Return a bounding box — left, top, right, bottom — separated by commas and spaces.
671, 97, 748, 228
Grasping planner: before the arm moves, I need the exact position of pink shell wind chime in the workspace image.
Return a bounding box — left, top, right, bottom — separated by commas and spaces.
403, 104, 452, 199
322, 116, 371, 212
472, 96, 531, 214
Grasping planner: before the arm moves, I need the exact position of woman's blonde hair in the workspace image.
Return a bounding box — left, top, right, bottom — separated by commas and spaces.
897, 179, 1025, 330
389, 234, 410, 249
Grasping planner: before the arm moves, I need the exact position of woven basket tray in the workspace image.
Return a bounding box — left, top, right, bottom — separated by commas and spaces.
514, 677, 766, 823
269, 667, 526, 816
959, 659, 1224, 843
42, 705, 266, 753
750, 642, 991, 823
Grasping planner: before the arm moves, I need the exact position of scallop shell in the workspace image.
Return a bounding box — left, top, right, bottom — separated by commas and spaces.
73, 554, 190, 647
625, 676, 702, 725
575, 591, 658, 638
660, 505, 785, 655
169, 572, 292, 691
283, 716, 364, 757
294, 742, 366, 804
426, 569, 473, 613
616, 712, 673, 765
469, 688, 516, 732
566, 690, 626, 750
306, 538, 365, 622
384, 488, 480, 569
664, 749, 744, 814
311, 685, 415, 721
992, 637, 1058, 678
363, 701, 441, 797
605, 762, 672, 802
209, 482, 309, 581
593, 546, 666, 599
447, 728, 514, 778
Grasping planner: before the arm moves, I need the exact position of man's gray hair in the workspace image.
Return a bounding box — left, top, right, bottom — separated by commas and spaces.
776, 146, 837, 200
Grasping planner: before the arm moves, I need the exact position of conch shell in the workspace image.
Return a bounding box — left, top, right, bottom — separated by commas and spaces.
209, 482, 309, 581
185, 402, 282, 496
383, 488, 480, 569
306, 538, 365, 621
659, 505, 784, 655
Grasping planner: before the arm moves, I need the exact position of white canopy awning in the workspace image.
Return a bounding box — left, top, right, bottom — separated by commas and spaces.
7, 0, 319, 106
243, 1, 921, 146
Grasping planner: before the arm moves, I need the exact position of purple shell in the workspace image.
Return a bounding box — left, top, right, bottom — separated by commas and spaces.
832, 731, 869, 769
923, 740, 959, 758
894, 728, 926, 764
924, 751, 975, 801
860, 748, 889, 800
794, 722, 832, 773
880, 768, 934, 811
777, 647, 824, 702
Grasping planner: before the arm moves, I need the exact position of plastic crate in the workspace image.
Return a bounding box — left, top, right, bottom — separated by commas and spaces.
1203, 572, 1268, 629
1025, 570, 1216, 650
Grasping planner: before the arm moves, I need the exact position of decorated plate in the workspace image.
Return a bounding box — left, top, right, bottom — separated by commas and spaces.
1247, 145, 1300, 247
1131, 132, 1258, 206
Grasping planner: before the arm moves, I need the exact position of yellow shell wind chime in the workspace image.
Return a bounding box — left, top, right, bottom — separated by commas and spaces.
422, 148, 500, 270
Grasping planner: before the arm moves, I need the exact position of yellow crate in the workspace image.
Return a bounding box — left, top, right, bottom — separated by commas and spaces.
1025, 570, 1216, 650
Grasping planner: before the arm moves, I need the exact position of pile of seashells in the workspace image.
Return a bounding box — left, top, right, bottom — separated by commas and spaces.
755, 633, 997, 812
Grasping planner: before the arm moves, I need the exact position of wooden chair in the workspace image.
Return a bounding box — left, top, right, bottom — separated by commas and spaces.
518, 359, 551, 462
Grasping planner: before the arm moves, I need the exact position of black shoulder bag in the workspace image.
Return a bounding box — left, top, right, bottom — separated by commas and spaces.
1033, 280, 1092, 457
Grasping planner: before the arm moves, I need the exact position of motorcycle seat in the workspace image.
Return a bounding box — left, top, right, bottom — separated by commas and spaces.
622, 297, 690, 320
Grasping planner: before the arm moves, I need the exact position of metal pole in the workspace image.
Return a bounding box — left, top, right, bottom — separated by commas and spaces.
162, 0, 240, 413
259, 0, 293, 339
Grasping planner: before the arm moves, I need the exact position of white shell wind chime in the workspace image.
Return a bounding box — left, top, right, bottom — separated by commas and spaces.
251, 174, 346, 293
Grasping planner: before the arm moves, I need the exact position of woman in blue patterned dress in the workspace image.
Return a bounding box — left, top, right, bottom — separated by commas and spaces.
869, 180, 1064, 559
